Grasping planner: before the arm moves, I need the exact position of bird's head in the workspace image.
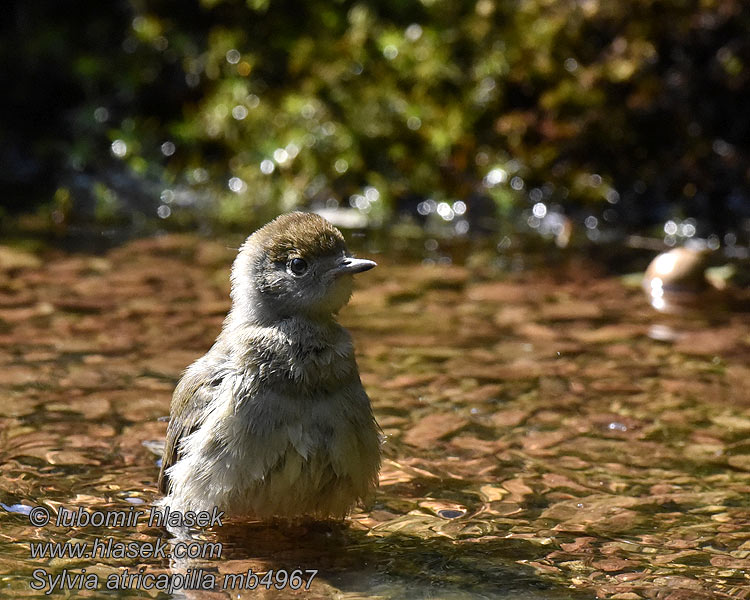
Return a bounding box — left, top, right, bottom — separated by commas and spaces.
230, 212, 376, 324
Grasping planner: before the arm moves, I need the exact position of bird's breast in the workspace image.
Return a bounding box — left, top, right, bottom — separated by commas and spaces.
236, 324, 357, 391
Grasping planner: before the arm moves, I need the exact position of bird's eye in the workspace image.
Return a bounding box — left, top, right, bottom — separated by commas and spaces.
289, 257, 308, 275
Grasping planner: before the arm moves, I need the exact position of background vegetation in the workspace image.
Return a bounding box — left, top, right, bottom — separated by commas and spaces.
2, 0, 748, 245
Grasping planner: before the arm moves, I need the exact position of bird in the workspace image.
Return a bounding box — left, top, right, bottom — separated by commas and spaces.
158, 212, 381, 521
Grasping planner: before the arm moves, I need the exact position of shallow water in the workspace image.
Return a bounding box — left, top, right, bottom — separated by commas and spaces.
0, 235, 749, 599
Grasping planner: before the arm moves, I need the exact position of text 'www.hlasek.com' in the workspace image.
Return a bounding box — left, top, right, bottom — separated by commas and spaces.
26, 505, 318, 594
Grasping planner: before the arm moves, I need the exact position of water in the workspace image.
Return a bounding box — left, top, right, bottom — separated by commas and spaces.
0, 235, 748, 598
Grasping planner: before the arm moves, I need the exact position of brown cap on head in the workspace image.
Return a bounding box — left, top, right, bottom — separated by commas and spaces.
252, 212, 348, 262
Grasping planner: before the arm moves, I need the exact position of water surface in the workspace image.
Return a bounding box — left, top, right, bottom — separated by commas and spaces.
0, 236, 748, 598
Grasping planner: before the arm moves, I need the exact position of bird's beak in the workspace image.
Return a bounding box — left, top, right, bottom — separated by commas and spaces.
334, 257, 377, 276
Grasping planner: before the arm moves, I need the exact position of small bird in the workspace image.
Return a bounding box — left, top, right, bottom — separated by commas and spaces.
158, 212, 381, 521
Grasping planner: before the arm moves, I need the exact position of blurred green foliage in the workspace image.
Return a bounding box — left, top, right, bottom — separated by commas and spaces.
1, 0, 748, 240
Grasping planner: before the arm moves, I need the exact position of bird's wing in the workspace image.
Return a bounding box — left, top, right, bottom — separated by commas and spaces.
158, 360, 224, 494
